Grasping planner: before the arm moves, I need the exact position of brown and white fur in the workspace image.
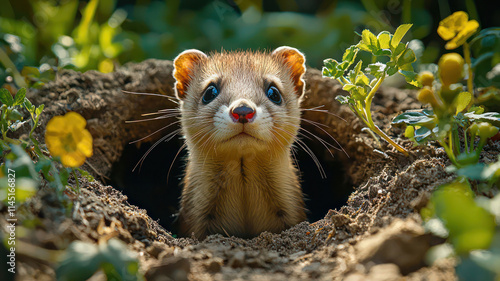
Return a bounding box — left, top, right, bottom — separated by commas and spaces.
173, 47, 307, 239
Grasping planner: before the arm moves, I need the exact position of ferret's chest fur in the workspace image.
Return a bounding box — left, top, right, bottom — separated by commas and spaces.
183, 151, 301, 238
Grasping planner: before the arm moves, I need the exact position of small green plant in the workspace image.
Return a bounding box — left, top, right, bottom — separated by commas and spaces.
57, 238, 144, 281
0, 87, 94, 202
422, 176, 500, 280
323, 24, 421, 156
397, 11, 500, 280
393, 13, 500, 169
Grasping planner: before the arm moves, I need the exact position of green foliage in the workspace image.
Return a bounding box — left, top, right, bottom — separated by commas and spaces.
402, 12, 500, 280
56, 239, 144, 281
394, 22, 500, 169
422, 178, 495, 254
0, 87, 91, 204
422, 178, 500, 279
470, 28, 500, 89
323, 24, 421, 156
393, 105, 499, 168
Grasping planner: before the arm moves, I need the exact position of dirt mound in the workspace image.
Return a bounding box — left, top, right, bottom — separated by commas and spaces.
2, 59, 482, 280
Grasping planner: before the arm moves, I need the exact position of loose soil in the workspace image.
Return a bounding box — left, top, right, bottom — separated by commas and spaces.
2, 59, 499, 280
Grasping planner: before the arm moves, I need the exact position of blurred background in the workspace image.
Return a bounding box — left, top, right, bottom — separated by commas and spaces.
0, 0, 498, 82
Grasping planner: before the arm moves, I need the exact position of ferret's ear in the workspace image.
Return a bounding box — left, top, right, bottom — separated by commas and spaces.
272, 46, 306, 97
173, 49, 208, 99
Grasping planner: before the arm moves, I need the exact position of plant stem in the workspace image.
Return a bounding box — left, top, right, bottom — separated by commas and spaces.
439, 139, 460, 167
364, 74, 409, 156
0, 47, 27, 88
450, 128, 461, 156
464, 129, 469, 154
475, 138, 487, 160
463, 42, 474, 95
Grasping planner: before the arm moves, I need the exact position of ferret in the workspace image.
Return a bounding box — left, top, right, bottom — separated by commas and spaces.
173, 46, 307, 239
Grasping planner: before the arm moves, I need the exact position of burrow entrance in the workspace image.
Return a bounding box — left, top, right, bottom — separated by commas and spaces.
109, 120, 354, 235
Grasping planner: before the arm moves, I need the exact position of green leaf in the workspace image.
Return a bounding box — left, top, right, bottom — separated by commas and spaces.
377, 31, 391, 50
338, 61, 350, 72
452, 163, 488, 181
322, 59, 343, 78
387, 67, 398, 76
366, 63, 386, 77
0, 88, 14, 106
392, 42, 407, 58
374, 49, 392, 56
391, 24, 412, 49
13, 88, 26, 106
454, 157, 500, 184
468, 105, 485, 114
21, 66, 41, 79
342, 45, 358, 64
355, 72, 370, 86
335, 95, 351, 105
323, 58, 339, 70
454, 92, 472, 114
351, 61, 363, 81
431, 179, 495, 254
414, 126, 436, 143
456, 152, 480, 166
6, 145, 39, 181
35, 104, 45, 117
392, 110, 436, 127
56, 239, 143, 281
464, 112, 500, 127
361, 29, 378, 53
399, 70, 422, 87
354, 61, 362, 77
342, 84, 356, 92
23, 98, 34, 112
397, 48, 417, 67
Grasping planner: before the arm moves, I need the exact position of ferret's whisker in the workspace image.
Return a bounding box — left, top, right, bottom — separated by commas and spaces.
285, 116, 347, 157
126, 113, 179, 123
273, 126, 326, 178
129, 120, 181, 144
167, 143, 188, 185
122, 90, 176, 100
299, 117, 348, 157
133, 128, 181, 172
123, 89, 179, 105
268, 129, 287, 158
141, 109, 181, 117
301, 106, 347, 122
289, 115, 330, 128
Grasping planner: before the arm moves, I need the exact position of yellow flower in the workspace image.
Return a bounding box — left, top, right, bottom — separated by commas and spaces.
437, 11, 479, 50
45, 112, 93, 167
417, 87, 437, 105
438, 53, 464, 85
417, 71, 434, 87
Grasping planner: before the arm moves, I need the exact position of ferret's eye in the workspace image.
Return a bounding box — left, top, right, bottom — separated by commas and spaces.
266, 86, 282, 105
202, 84, 219, 104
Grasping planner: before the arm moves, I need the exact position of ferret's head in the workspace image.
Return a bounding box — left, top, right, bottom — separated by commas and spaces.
173, 47, 306, 156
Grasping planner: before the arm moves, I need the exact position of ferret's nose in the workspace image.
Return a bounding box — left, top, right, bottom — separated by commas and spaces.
230, 105, 255, 123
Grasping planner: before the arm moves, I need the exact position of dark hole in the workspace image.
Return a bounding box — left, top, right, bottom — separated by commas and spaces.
109, 137, 186, 232
109, 123, 352, 234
